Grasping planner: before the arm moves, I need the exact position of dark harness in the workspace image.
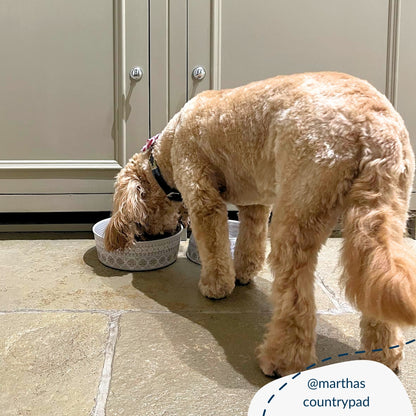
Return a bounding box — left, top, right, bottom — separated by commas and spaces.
142, 134, 183, 202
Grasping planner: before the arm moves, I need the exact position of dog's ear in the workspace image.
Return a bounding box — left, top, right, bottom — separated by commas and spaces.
105, 174, 148, 251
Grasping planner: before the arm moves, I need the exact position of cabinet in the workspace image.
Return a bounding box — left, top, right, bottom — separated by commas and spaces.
0, 0, 149, 213
1, 0, 415, 220
398, 0, 416, 205
189, 0, 415, 207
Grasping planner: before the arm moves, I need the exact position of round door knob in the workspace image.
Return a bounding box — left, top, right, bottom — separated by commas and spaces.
192, 66, 206, 81
129, 66, 143, 81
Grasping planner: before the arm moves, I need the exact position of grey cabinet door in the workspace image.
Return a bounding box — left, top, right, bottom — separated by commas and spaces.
0, 0, 149, 212
188, 0, 416, 200
189, 0, 391, 94
398, 0, 416, 203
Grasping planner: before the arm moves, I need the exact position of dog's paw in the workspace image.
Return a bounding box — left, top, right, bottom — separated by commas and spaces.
198, 276, 235, 299
258, 354, 301, 378
258, 353, 282, 378
234, 258, 263, 285
257, 344, 288, 377
235, 272, 253, 286
363, 349, 403, 373
257, 341, 316, 378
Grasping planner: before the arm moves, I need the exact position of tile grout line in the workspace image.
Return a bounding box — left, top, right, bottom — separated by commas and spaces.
0, 308, 358, 316
91, 312, 121, 416
0, 308, 272, 315
0, 309, 124, 315
315, 273, 342, 311
315, 273, 354, 315
316, 310, 356, 316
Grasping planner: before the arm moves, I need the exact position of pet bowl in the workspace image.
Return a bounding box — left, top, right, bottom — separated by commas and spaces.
93, 218, 183, 271
186, 220, 240, 265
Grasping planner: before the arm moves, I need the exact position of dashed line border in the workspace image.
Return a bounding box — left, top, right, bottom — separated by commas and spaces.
261, 338, 416, 415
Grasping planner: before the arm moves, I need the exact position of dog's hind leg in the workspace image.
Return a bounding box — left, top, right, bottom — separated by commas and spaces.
360, 316, 404, 373
257, 200, 337, 377
234, 204, 271, 285
340, 130, 416, 371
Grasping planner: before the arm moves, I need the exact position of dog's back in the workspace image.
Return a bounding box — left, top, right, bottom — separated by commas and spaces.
174, 72, 410, 207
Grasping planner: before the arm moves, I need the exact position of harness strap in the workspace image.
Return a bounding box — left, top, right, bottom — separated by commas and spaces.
148, 152, 182, 202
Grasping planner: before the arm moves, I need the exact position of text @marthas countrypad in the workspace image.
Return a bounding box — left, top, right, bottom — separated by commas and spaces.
304, 377, 369, 410
248, 361, 413, 415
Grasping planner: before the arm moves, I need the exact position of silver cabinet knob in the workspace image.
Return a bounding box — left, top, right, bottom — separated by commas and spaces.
192, 66, 206, 81
129, 66, 143, 81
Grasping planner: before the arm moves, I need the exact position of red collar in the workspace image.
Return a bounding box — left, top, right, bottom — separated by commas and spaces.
141, 134, 160, 152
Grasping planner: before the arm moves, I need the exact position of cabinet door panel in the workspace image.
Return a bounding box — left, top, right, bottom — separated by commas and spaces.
397, 0, 416, 196
188, 0, 411, 209
0, 0, 114, 161
213, 0, 389, 92
0, 0, 149, 211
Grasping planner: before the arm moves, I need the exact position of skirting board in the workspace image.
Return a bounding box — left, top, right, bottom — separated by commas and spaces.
0, 194, 113, 212
0, 223, 94, 232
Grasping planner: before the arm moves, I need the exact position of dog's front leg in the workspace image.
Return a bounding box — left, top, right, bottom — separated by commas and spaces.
188, 194, 235, 299
172, 138, 235, 299
234, 205, 271, 285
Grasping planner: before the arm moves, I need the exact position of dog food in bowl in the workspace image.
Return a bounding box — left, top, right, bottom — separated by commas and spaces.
93, 218, 183, 271
186, 220, 239, 265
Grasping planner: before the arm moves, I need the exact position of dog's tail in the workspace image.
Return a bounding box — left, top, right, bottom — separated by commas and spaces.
341, 133, 416, 326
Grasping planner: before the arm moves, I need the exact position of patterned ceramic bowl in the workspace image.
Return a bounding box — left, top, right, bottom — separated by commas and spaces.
93, 218, 183, 271
186, 220, 240, 265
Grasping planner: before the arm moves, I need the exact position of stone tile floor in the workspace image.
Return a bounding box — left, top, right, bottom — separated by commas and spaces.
0, 233, 415, 415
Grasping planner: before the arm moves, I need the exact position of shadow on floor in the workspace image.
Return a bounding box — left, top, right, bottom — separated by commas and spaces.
83, 247, 127, 278
131, 269, 357, 388
84, 247, 359, 389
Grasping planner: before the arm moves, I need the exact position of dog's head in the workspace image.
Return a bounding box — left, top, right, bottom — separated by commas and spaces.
104, 152, 187, 251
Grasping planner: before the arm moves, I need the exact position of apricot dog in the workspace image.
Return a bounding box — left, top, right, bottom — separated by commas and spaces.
105, 72, 416, 376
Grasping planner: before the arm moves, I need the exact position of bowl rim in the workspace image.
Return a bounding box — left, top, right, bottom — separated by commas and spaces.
93, 218, 183, 244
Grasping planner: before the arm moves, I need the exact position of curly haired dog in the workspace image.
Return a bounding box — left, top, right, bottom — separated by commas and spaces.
105, 72, 416, 377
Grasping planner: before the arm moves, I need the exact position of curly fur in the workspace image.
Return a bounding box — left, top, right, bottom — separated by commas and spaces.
105, 72, 416, 376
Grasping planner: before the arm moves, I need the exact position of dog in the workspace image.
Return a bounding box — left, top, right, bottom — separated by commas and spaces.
105, 72, 416, 377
